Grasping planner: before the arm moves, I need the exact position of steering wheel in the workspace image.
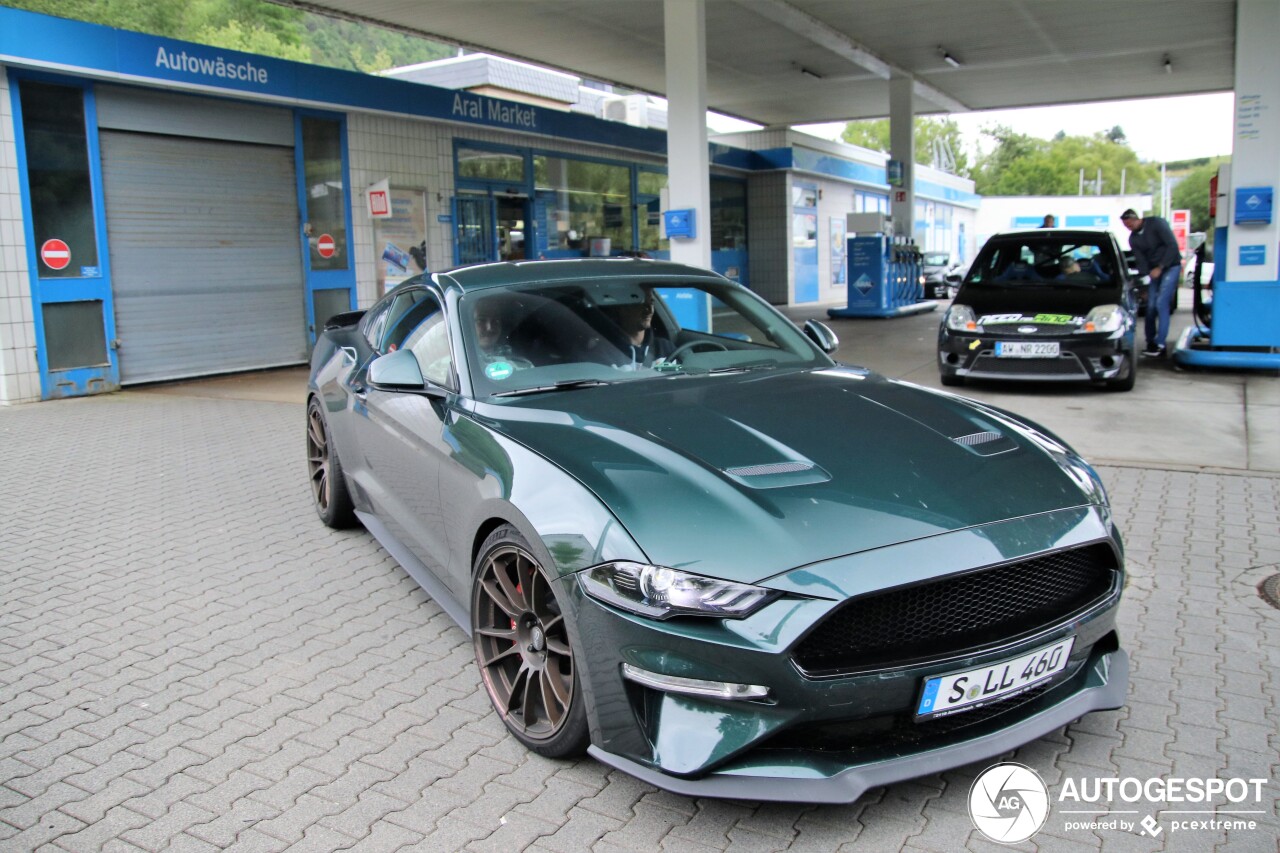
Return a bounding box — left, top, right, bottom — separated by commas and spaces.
667, 340, 728, 362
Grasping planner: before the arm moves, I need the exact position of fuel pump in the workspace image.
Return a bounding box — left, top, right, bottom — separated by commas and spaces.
829, 213, 937, 319
1172, 164, 1280, 369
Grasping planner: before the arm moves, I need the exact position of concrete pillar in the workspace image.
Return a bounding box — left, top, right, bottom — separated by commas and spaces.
663, 0, 711, 268
888, 72, 915, 239
1225, 0, 1279, 286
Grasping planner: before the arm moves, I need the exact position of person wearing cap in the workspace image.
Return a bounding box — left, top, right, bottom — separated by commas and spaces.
1120, 209, 1181, 357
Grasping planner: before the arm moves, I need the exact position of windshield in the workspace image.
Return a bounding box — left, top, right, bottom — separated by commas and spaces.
460, 276, 831, 398
922, 252, 951, 267
965, 236, 1119, 289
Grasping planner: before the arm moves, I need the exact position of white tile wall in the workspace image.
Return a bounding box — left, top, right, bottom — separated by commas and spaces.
0, 66, 39, 406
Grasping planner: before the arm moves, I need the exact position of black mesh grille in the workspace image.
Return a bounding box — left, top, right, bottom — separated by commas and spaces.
791, 544, 1117, 675
764, 676, 1063, 754
970, 353, 1089, 377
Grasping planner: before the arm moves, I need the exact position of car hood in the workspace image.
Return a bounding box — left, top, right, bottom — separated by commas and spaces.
958, 284, 1124, 318
470, 367, 1103, 584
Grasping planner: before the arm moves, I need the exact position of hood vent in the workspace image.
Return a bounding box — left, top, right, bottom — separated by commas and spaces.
951, 429, 1017, 457
722, 460, 831, 490
953, 431, 1001, 447
725, 461, 815, 477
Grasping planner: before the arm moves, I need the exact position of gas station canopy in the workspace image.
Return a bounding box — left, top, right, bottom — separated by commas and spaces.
269, 0, 1236, 125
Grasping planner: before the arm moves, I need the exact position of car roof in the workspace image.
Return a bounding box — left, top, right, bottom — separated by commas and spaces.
987, 228, 1114, 242
429, 258, 728, 294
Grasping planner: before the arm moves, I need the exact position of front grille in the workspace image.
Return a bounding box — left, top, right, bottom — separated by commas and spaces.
764, 675, 1064, 754
791, 543, 1117, 675
969, 353, 1089, 378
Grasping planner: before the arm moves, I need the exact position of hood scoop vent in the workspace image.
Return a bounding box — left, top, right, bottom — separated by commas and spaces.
723, 460, 831, 490
951, 429, 1017, 456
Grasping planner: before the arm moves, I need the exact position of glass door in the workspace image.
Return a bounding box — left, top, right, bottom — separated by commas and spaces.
297, 113, 355, 344
455, 195, 495, 265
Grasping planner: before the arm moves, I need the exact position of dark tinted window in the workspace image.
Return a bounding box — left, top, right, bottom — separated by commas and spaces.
967, 236, 1117, 288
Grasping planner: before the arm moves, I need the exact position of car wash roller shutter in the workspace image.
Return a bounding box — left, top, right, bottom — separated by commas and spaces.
100, 130, 307, 384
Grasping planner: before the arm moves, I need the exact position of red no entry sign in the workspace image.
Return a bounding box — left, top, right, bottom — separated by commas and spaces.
40, 238, 71, 271
316, 234, 336, 259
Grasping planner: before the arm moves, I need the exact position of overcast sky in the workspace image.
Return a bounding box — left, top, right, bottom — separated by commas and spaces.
785, 92, 1236, 165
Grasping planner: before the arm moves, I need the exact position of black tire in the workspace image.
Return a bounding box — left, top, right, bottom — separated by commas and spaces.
306, 397, 357, 529
940, 373, 964, 387
471, 525, 588, 758
1106, 353, 1137, 392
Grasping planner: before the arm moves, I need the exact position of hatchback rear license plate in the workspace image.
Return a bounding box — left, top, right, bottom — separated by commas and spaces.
915, 636, 1075, 719
995, 341, 1059, 358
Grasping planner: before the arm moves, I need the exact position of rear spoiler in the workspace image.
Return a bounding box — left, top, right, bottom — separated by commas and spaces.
324, 309, 366, 331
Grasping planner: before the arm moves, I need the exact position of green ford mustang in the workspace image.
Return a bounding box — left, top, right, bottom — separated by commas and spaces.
306, 258, 1127, 803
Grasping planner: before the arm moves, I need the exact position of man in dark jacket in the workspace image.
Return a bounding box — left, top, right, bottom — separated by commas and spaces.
1121, 209, 1182, 357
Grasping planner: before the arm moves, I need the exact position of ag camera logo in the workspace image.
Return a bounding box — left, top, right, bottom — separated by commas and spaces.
969, 762, 1051, 843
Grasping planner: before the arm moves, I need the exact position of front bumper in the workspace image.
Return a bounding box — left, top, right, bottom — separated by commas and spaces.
567, 509, 1128, 803
590, 644, 1127, 804
938, 328, 1132, 383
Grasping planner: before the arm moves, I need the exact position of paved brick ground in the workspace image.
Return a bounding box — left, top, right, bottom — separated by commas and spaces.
1, 392, 1277, 851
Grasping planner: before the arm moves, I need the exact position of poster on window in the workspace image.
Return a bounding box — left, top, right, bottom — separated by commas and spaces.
830, 217, 847, 286
373, 188, 429, 297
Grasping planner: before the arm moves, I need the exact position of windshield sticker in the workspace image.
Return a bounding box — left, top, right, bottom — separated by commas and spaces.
485, 361, 515, 381
978, 314, 1024, 325
1032, 314, 1079, 325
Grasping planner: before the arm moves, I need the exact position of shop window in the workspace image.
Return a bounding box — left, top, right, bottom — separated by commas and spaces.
18, 81, 100, 279
302, 117, 348, 270
636, 170, 667, 253
535, 155, 632, 252
791, 186, 817, 208
458, 146, 525, 183
711, 179, 747, 251
43, 300, 108, 370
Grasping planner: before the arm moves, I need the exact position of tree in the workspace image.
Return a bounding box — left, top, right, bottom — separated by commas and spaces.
972, 125, 1157, 197
841, 117, 970, 176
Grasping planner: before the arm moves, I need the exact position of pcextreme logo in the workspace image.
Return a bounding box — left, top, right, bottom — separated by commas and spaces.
968, 763, 1272, 843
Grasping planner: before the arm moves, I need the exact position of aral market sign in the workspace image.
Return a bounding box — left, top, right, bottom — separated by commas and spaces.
451, 93, 538, 130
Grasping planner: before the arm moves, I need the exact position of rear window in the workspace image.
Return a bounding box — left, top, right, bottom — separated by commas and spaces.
967, 237, 1118, 288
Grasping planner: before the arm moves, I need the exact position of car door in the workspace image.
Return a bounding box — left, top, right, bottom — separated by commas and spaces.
350, 288, 459, 589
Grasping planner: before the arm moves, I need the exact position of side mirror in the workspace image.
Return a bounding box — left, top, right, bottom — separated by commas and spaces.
803, 319, 840, 354
367, 349, 426, 389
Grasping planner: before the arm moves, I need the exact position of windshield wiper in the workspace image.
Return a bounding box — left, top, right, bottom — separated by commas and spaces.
490, 378, 612, 398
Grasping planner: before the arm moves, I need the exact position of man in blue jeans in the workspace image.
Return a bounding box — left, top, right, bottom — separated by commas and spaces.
1121, 208, 1182, 357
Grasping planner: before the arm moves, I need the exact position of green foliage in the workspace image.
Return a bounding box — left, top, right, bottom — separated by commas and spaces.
1170, 159, 1226, 232
0, 0, 450, 72
841, 117, 970, 176
971, 125, 1157, 197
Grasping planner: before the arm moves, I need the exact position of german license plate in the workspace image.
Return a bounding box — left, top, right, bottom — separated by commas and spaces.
915, 636, 1075, 719
995, 341, 1059, 358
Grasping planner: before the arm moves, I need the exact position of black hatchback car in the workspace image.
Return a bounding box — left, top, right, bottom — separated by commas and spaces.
938, 230, 1137, 391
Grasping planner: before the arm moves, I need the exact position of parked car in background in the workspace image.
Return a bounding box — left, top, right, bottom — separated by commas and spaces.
939, 229, 1138, 391
307, 258, 1128, 803
922, 251, 957, 299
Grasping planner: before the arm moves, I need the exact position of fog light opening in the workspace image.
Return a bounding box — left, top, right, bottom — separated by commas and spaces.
621, 663, 770, 701
946, 353, 960, 365
1100, 356, 1115, 369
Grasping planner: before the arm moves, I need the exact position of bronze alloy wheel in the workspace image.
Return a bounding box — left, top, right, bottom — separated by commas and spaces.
306, 403, 333, 513
306, 398, 356, 528
472, 537, 582, 753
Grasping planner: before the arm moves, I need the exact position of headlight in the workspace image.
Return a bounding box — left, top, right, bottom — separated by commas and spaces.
945, 304, 978, 332
1082, 304, 1124, 333
580, 561, 777, 620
